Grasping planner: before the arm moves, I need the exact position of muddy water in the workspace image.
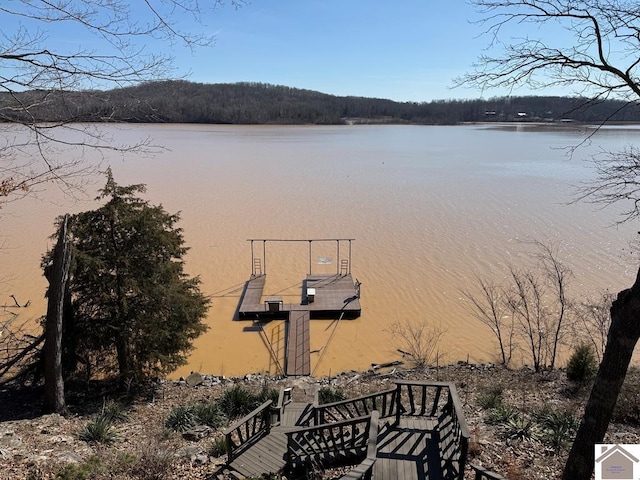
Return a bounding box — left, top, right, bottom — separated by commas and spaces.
1, 124, 638, 377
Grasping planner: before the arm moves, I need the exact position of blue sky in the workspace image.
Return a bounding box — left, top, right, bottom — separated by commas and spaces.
2, 1, 573, 102
177, 1, 493, 101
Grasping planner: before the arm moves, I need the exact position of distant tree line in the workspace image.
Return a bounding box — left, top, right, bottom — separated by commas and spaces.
2, 80, 640, 125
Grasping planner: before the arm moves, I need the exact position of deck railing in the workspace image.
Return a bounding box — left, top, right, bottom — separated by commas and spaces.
224, 399, 273, 462
226, 381, 469, 478
295, 381, 469, 478
337, 411, 379, 480
286, 412, 376, 470
435, 385, 470, 480
313, 387, 397, 425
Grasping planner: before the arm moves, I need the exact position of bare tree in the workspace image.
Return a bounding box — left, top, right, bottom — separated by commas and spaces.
43, 214, 71, 414
462, 1, 640, 101
0, 307, 43, 387
389, 320, 447, 370
461, 2, 640, 478
533, 240, 571, 369
463, 241, 571, 372
461, 277, 515, 366
571, 292, 614, 362
0, 0, 241, 206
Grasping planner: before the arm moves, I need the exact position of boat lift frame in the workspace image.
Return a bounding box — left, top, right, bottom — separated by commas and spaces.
248, 238, 354, 276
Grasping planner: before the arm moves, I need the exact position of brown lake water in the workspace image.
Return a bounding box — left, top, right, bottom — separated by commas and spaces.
1, 124, 639, 377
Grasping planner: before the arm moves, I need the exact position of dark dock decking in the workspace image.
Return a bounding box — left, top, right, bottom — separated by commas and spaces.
224, 382, 469, 480
286, 311, 311, 376
238, 273, 361, 319
237, 273, 361, 376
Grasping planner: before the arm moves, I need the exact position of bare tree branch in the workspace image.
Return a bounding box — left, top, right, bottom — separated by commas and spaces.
0, 1, 242, 206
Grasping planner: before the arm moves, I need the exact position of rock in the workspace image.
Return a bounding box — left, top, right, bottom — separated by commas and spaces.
49, 434, 74, 444
186, 372, 205, 387
0, 430, 22, 451
57, 451, 85, 464
183, 425, 212, 441
176, 445, 203, 460
194, 453, 209, 465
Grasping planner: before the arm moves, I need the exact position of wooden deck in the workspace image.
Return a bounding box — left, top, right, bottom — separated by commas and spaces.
228, 397, 311, 477
225, 382, 469, 480
375, 417, 441, 479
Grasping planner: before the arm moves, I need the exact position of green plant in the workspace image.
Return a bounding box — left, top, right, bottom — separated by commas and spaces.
257, 386, 279, 405
55, 456, 106, 480
46, 170, 210, 384
216, 385, 259, 419
318, 386, 347, 404
533, 407, 579, 448
165, 405, 197, 432
210, 437, 228, 458
101, 400, 130, 423
502, 414, 541, 441
566, 343, 598, 382
192, 402, 225, 428
485, 403, 519, 426
477, 385, 504, 410
78, 415, 117, 444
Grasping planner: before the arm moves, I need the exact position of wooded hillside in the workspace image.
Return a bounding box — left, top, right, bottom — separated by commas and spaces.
2, 80, 640, 124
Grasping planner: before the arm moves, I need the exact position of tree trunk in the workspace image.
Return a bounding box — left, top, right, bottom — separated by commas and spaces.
562, 267, 640, 480
43, 215, 71, 415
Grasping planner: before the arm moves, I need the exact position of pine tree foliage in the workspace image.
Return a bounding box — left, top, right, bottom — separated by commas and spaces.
47, 169, 209, 383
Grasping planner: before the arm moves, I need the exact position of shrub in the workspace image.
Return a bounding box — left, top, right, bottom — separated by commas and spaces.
131, 444, 174, 480
318, 386, 347, 404
533, 408, 579, 449
257, 386, 280, 405
101, 400, 130, 423
55, 455, 106, 480
566, 344, 598, 382
165, 405, 197, 433
477, 385, 504, 410
485, 404, 519, 426
192, 402, 225, 428
502, 414, 541, 441
78, 415, 117, 444
210, 437, 228, 458
216, 385, 260, 419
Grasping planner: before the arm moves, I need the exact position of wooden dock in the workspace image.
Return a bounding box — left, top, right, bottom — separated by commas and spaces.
238, 273, 361, 319
237, 273, 361, 376
225, 382, 470, 480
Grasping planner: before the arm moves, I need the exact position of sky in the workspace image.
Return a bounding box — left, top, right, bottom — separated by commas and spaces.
172, 1, 499, 101
1, 1, 576, 102
180, 1, 487, 102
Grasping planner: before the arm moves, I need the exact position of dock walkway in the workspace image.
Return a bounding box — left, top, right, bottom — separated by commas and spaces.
286, 310, 310, 376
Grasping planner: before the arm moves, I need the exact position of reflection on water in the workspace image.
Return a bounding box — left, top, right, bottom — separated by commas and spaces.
1, 124, 637, 377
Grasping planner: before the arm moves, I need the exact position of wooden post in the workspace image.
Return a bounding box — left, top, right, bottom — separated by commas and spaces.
44, 215, 71, 414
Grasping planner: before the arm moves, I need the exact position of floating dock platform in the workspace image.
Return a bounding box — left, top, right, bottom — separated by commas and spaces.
238, 273, 361, 321
236, 239, 361, 376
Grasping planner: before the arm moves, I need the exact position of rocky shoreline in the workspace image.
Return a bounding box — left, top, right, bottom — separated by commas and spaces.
1, 363, 639, 479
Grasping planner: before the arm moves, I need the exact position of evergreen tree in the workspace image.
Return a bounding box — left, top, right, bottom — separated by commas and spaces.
47, 169, 209, 383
